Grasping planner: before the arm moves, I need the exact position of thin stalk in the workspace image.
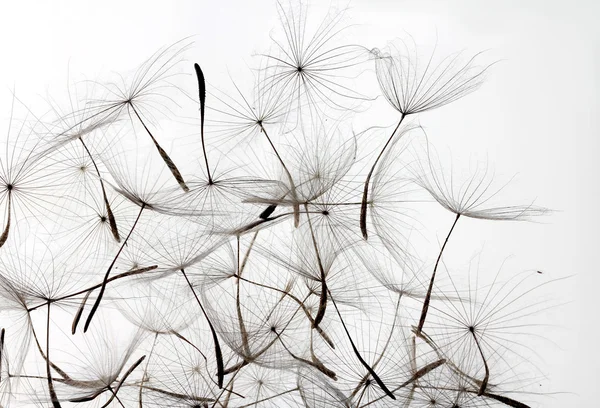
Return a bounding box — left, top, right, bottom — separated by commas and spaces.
194, 63, 212, 184
360, 114, 405, 239
221, 381, 234, 408
327, 289, 396, 400
360, 359, 447, 408
0, 328, 4, 383
237, 387, 299, 408
222, 293, 312, 375
141, 385, 215, 404
79, 137, 120, 242
180, 268, 224, 388
349, 295, 402, 401
416, 213, 461, 334
138, 333, 159, 407
471, 328, 490, 395
28, 314, 71, 380
129, 104, 189, 192
104, 385, 126, 408
413, 327, 485, 389
355, 382, 369, 407
83, 204, 146, 333
169, 330, 207, 360
46, 304, 62, 408
481, 392, 531, 408
28, 265, 157, 313
71, 291, 91, 335
239, 231, 258, 274
417, 386, 532, 408
397, 359, 446, 390
236, 236, 251, 357
101, 355, 146, 408
237, 275, 334, 348
303, 203, 328, 328
215, 294, 310, 408
272, 328, 337, 380
0, 190, 12, 248
259, 123, 300, 227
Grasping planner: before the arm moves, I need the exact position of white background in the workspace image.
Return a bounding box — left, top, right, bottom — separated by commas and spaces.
0, 0, 597, 406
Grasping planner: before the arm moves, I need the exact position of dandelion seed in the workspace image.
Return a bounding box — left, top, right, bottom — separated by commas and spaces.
0, 2, 560, 406
411, 141, 550, 221
81, 40, 193, 191
261, 0, 371, 125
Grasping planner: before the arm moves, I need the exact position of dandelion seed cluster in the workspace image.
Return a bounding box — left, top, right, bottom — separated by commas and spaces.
0, 1, 558, 407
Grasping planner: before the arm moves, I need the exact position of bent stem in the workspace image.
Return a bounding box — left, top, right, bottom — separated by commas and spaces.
180, 268, 224, 388
360, 114, 405, 239
83, 204, 146, 333
129, 103, 189, 192
416, 213, 461, 334
79, 137, 120, 242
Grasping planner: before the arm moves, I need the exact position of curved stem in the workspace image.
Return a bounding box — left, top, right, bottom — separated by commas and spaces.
79, 137, 120, 242
180, 268, 224, 388
327, 289, 396, 400
416, 213, 460, 334
360, 114, 405, 239
349, 295, 402, 401
83, 204, 146, 333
